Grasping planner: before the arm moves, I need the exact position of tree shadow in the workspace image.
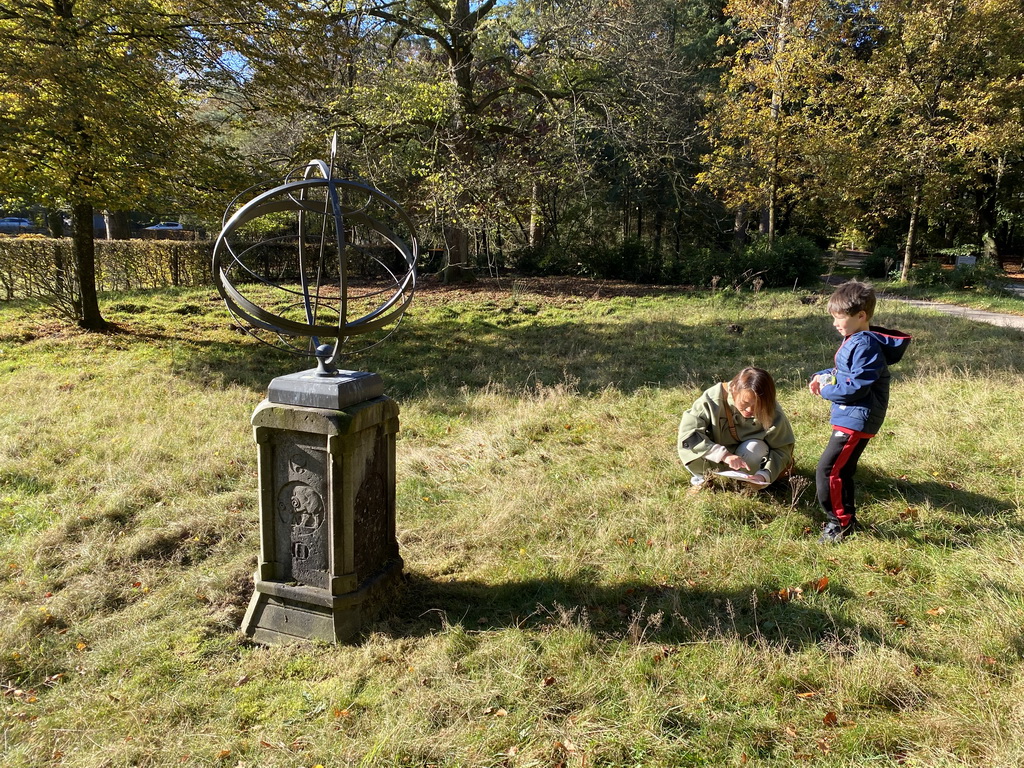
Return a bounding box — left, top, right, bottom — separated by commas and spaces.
171, 310, 839, 398
377, 571, 881, 655
163, 293, 1024, 401
851, 468, 1022, 546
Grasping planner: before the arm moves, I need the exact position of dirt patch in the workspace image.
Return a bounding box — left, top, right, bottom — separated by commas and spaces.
1000, 259, 1024, 282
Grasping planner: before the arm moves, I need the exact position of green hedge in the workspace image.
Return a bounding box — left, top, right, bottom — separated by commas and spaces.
0, 237, 212, 300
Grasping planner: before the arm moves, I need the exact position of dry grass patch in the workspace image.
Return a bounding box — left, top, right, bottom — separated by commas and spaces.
1, 284, 1023, 766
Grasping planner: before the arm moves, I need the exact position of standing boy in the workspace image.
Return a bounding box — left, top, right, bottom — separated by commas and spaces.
809, 281, 911, 543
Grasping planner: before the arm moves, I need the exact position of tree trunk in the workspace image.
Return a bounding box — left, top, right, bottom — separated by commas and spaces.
622, 188, 631, 240
45, 208, 64, 238
443, 213, 472, 284
72, 201, 107, 330
899, 180, 922, 282
528, 180, 541, 249
439, 0, 477, 284
976, 157, 1003, 264
653, 199, 664, 256
734, 205, 749, 250
104, 210, 132, 240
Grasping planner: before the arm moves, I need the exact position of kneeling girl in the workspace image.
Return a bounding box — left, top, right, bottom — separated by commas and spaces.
677, 367, 795, 489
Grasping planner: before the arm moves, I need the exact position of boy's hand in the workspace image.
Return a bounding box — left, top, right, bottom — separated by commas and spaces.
809, 373, 831, 396
724, 454, 751, 472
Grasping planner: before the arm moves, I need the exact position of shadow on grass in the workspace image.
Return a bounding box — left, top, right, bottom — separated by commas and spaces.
383, 571, 879, 653
159, 295, 1024, 401
169, 312, 840, 398
852, 469, 1023, 545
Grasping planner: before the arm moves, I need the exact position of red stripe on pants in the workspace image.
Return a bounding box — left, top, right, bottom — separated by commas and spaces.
829, 430, 867, 526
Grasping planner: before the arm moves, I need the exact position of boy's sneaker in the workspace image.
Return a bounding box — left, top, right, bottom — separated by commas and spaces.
818, 521, 856, 543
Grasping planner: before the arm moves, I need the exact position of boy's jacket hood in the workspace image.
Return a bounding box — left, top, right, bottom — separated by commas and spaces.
866, 326, 911, 365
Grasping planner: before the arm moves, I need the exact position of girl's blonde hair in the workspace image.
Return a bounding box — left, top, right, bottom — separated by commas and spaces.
729, 367, 777, 427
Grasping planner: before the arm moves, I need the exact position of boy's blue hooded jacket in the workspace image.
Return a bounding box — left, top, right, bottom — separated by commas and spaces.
814, 326, 912, 435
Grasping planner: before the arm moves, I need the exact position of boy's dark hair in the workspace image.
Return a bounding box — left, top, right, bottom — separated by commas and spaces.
827, 280, 876, 318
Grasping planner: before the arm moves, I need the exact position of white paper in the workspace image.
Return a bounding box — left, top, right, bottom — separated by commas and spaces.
712, 470, 769, 485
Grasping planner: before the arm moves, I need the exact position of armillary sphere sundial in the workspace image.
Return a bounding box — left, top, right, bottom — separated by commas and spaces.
214, 137, 416, 645
212, 134, 417, 372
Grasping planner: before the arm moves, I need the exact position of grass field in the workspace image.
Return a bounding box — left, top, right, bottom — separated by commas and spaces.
2, 277, 1024, 767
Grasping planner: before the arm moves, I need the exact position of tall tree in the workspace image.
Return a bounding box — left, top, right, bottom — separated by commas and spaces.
829, 0, 1024, 278
0, 0, 244, 327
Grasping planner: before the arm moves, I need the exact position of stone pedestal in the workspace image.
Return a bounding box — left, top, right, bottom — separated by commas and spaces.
240, 371, 402, 644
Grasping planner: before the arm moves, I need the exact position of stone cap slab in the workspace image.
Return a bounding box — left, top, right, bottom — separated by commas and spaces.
251, 396, 397, 437
267, 368, 384, 410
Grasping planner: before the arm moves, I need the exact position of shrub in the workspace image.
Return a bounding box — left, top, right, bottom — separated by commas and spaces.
908, 257, 1006, 291
583, 239, 664, 283
908, 258, 947, 287
862, 246, 898, 279
946, 259, 1006, 290
671, 246, 736, 288
508, 245, 574, 276
741, 234, 824, 288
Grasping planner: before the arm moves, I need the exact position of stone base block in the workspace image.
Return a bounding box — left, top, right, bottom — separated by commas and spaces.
242, 557, 403, 644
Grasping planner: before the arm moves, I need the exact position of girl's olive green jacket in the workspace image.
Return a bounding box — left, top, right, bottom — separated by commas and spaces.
677, 384, 795, 482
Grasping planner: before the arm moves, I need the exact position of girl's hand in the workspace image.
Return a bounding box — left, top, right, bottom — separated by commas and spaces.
724, 454, 750, 472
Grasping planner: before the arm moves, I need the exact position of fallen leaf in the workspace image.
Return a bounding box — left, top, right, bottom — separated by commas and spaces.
894, 617, 908, 627
796, 692, 817, 699
542, 676, 556, 686
805, 576, 829, 593
912, 665, 923, 677
233, 674, 250, 687
823, 711, 838, 726
774, 586, 803, 603
215, 749, 232, 760
925, 607, 946, 616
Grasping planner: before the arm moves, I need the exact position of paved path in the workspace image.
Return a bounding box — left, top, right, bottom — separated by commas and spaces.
884, 296, 1024, 331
